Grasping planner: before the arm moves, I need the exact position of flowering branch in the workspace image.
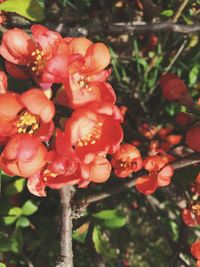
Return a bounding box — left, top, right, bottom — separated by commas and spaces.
73, 153, 200, 210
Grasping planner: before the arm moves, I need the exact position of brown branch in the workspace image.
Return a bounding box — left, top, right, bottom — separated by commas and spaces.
56, 186, 74, 267
73, 153, 200, 209
64, 21, 200, 37
1, 20, 200, 37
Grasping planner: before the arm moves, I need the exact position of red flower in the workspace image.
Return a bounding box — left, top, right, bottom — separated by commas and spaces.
0, 28, 36, 65
0, 89, 55, 142
138, 123, 158, 139
64, 102, 123, 161
63, 75, 116, 109
135, 155, 174, 195
0, 134, 47, 177
191, 241, 200, 260
186, 124, 200, 152
158, 126, 173, 139
44, 40, 113, 109
27, 152, 79, 197
111, 144, 143, 178
0, 25, 63, 87
157, 126, 182, 152
160, 134, 182, 152
160, 73, 187, 101
26, 129, 112, 196
160, 73, 194, 107
0, 70, 7, 94
27, 154, 111, 196
79, 155, 112, 187
27, 130, 79, 196
182, 205, 200, 227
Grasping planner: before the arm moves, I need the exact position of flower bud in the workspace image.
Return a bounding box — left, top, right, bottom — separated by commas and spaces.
186, 124, 200, 152
160, 73, 187, 101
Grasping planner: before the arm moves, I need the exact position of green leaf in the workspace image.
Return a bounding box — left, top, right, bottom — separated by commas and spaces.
93, 209, 122, 220
92, 227, 117, 259
101, 217, 126, 229
8, 207, 22, 217
22, 200, 38, 216
73, 223, 89, 243
0, 0, 44, 21
182, 14, 193, 25
0, 263, 6, 267
169, 221, 179, 241
16, 217, 30, 228
161, 9, 174, 17
11, 228, 23, 253
92, 226, 103, 254
93, 209, 126, 229
0, 236, 12, 252
3, 216, 17, 225
5, 178, 25, 196
189, 64, 199, 86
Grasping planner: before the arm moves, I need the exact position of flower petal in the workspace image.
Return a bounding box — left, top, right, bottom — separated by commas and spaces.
83, 43, 110, 75
20, 88, 55, 123
31, 24, 62, 57
135, 174, 158, 195
27, 173, 46, 197
157, 165, 173, 187
0, 28, 36, 65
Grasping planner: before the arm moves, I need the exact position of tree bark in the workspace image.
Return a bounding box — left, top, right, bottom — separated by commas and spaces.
56, 186, 73, 267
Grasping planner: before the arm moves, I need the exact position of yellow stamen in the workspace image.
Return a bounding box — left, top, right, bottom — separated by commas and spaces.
16, 112, 39, 135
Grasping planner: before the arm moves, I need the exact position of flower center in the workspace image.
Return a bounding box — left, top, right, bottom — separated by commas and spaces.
119, 160, 137, 169
31, 49, 46, 76
192, 204, 200, 216
43, 169, 57, 182
77, 75, 92, 92
77, 122, 103, 147
17, 112, 39, 134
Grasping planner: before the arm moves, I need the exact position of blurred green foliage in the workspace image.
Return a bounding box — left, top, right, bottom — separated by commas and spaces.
0, 0, 44, 21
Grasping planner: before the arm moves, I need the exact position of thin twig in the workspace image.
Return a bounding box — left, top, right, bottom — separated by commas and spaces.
163, 38, 188, 74
172, 0, 191, 23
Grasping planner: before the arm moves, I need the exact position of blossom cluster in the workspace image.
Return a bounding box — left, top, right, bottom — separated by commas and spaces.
0, 24, 198, 199
0, 24, 127, 196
